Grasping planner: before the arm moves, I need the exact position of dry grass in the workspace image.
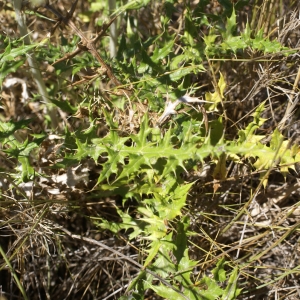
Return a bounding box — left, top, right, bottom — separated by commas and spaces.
1, 0, 300, 299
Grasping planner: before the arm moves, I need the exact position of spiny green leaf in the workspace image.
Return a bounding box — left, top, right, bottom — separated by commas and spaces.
169, 64, 205, 81
270, 128, 284, 150
150, 234, 176, 277
18, 157, 35, 182
197, 276, 224, 299
184, 13, 196, 46
251, 29, 286, 53
204, 34, 218, 50
51, 99, 77, 113
97, 147, 126, 184
177, 249, 198, 281
144, 240, 161, 268
205, 73, 226, 111
212, 257, 227, 282
138, 207, 168, 240
130, 114, 152, 147
0, 42, 37, 63
170, 54, 186, 71
125, 270, 148, 297
225, 8, 237, 37
0, 60, 24, 85
144, 282, 186, 300
151, 39, 174, 63
221, 36, 246, 52
241, 22, 251, 43
237, 102, 266, 143
174, 216, 189, 264
222, 267, 241, 300
0, 119, 32, 140
96, 209, 146, 240
116, 153, 150, 181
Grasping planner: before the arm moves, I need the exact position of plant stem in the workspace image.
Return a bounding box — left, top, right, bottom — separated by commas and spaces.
13, 0, 59, 130
108, 0, 117, 58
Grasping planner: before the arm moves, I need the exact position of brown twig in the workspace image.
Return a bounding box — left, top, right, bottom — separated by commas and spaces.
44, 2, 131, 95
